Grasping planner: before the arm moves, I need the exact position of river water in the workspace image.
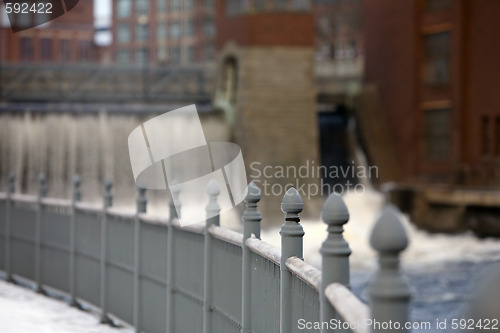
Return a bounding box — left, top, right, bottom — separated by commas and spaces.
260, 190, 500, 332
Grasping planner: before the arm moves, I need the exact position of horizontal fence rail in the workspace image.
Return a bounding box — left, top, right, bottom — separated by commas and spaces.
0, 172, 414, 333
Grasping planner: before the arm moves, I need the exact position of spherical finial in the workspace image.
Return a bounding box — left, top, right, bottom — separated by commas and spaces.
370, 205, 408, 253
244, 181, 261, 203
281, 187, 303, 215
321, 192, 349, 226
206, 179, 220, 197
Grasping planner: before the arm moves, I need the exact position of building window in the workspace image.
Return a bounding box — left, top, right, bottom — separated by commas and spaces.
226, 0, 243, 15
157, 47, 167, 62
137, 0, 149, 15
253, 0, 266, 10
118, 23, 130, 43
20, 37, 33, 61
292, 0, 309, 10
424, 108, 450, 160
170, 46, 180, 64
423, 32, 451, 86
204, 0, 214, 9
157, 0, 167, 13
136, 48, 149, 64
185, 19, 193, 36
274, 0, 288, 10
170, 21, 180, 38
482, 116, 491, 157
204, 19, 215, 37
184, 0, 194, 10
118, 49, 130, 63
40, 38, 53, 61
136, 23, 149, 41
425, 0, 452, 12
187, 45, 195, 63
157, 22, 167, 41
60, 39, 71, 62
172, 0, 180, 12
35, 10, 49, 26
78, 41, 91, 62
15, 12, 31, 29
204, 42, 214, 61
117, 0, 131, 18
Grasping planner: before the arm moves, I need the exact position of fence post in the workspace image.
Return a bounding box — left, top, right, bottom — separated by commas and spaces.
280, 187, 304, 333
100, 178, 113, 324
166, 181, 180, 333
133, 186, 146, 333
5, 172, 15, 282
69, 174, 81, 307
203, 180, 221, 333
369, 205, 410, 333
320, 192, 351, 333
241, 182, 261, 333
35, 172, 47, 293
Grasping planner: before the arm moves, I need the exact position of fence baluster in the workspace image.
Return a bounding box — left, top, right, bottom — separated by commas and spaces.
5, 172, 15, 282
35, 173, 47, 293
241, 182, 261, 333
320, 192, 351, 333
133, 186, 146, 333
203, 180, 221, 333
280, 187, 304, 333
100, 178, 113, 324
166, 181, 180, 333
69, 174, 81, 307
369, 205, 411, 333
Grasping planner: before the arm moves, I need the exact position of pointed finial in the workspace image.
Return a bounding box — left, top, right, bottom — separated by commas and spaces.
38, 172, 47, 198
281, 187, 303, 222
321, 192, 349, 226
73, 174, 81, 202
103, 178, 113, 208
136, 186, 147, 213
169, 179, 181, 220
242, 181, 262, 239
370, 205, 408, 253
244, 181, 261, 203
8, 171, 15, 195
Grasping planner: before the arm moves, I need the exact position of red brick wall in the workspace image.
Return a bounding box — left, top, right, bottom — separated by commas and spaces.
216, 0, 313, 49
362, 0, 419, 182
363, 0, 500, 186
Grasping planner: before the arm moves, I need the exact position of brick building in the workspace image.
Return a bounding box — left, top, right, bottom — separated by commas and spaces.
0, 0, 95, 63
111, 0, 216, 65
362, 0, 500, 187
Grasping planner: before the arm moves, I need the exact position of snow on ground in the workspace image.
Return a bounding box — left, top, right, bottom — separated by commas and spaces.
0, 279, 133, 333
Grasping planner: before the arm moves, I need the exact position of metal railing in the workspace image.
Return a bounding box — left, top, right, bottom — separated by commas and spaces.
0, 171, 413, 333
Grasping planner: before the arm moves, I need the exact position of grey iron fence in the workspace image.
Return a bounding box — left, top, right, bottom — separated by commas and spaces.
0, 171, 412, 333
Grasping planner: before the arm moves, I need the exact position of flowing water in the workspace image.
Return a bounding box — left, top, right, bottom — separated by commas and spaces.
0, 111, 229, 214
260, 190, 500, 332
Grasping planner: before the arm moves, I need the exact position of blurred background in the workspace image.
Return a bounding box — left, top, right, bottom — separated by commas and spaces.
1, 0, 500, 331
